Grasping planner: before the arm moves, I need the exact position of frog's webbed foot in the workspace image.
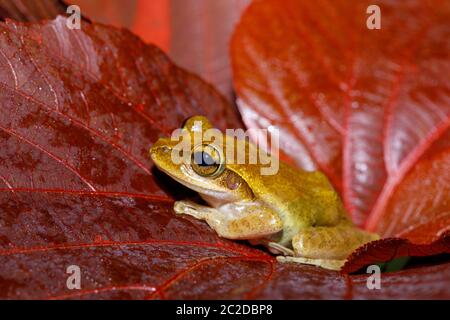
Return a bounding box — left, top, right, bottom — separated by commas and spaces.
268, 242, 295, 256
277, 256, 345, 271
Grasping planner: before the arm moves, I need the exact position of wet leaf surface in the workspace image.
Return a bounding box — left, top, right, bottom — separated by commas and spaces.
0, 4, 448, 299
231, 0, 450, 259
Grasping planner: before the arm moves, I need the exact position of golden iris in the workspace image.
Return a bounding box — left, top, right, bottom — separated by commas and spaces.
191, 144, 224, 177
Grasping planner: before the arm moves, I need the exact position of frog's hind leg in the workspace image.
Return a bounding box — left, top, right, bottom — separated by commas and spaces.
279, 223, 379, 270
268, 242, 295, 256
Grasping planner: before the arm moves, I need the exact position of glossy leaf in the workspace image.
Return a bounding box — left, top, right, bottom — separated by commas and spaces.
0, 13, 448, 299
0, 0, 66, 21
169, 0, 251, 99
69, 0, 171, 51
0, 0, 251, 100
67, 0, 250, 99
231, 0, 450, 242
343, 231, 450, 273
0, 16, 249, 299
0, 16, 352, 300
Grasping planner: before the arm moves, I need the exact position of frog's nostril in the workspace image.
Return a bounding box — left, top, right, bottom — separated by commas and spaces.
161, 146, 170, 153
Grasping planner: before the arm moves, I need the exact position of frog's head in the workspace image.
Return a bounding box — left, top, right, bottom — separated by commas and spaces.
149, 116, 254, 206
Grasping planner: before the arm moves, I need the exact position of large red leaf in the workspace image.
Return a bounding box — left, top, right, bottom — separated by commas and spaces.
0, 16, 255, 299
68, 0, 171, 52
169, 0, 251, 99
67, 0, 250, 100
231, 0, 450, 246
1, 0, 251, 101
0, 0, 66, 21
0, 16, 448, 299
342, 231, 450, 273
349, 261, 450, 300
0, 16, 304, 300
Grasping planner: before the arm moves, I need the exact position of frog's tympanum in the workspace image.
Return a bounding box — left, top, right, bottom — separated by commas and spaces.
150, 116, 379, 270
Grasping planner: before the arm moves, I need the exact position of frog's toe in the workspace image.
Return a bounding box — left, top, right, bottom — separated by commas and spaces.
268, 242, 295, 256
173, 200, 200, 216
173, 200, 210, 220
173, 201, 188, 215
277, 256, 345, 271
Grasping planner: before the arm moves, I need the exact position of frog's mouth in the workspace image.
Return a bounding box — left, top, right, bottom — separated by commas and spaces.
156, 163, 230, 200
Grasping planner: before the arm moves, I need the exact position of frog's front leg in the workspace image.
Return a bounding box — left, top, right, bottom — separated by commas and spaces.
174, 200, 283, 240
174, 200, 216, 220
278, 221, 379, 270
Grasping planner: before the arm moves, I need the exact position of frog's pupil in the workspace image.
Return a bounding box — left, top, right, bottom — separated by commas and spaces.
193, 151, 216, 166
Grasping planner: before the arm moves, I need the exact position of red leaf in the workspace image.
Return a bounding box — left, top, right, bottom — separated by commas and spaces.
69, 0, 171, 52
0, 15, 448, 299
0, 0, 66, 21
68, 0, 251, 100
349, 261, 450, 300
231, 0, 450, 250
343, 231, 450, 273
0, 17, 257, 299
169, 0, 251, 99
0, 16, 356, 300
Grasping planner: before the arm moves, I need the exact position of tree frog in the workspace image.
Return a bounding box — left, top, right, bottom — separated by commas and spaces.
149, 116, 379, 270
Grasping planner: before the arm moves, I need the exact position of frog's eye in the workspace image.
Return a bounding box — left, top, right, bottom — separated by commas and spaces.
191, 144, 224, 177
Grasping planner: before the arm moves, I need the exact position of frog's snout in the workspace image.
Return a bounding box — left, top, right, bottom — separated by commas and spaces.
149, 138, 172, 162
149, 148, 158, 162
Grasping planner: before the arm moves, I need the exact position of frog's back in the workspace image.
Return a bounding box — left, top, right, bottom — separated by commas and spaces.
260, 163, 332, 201
229, 161, 346, 245
232, 161, 340, 205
